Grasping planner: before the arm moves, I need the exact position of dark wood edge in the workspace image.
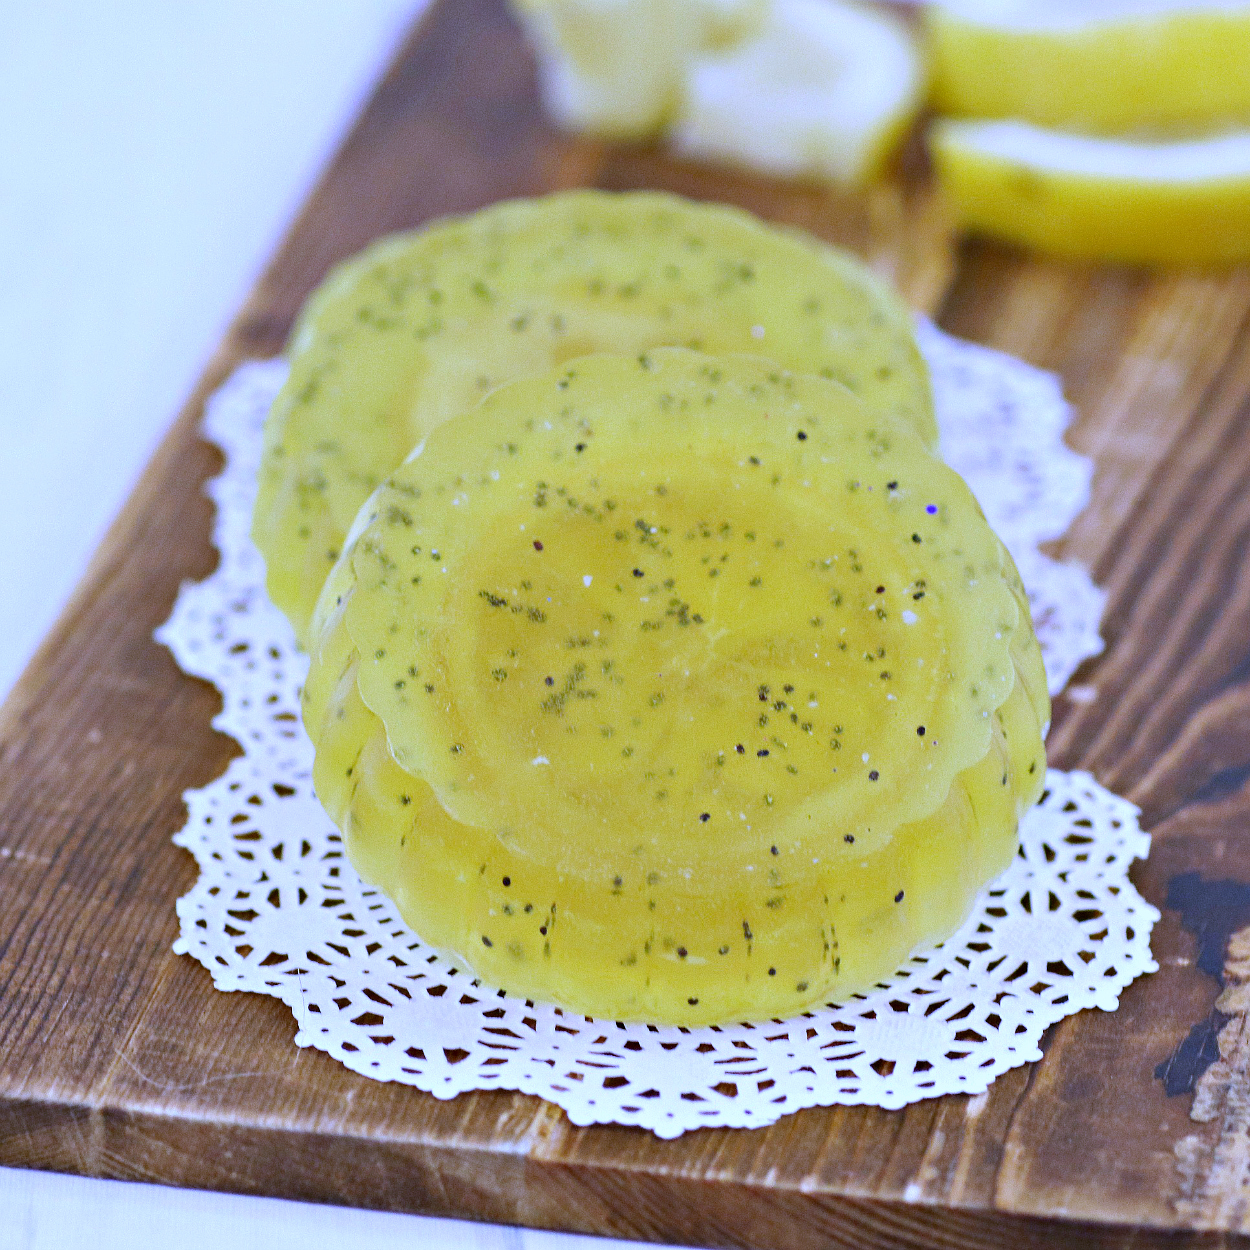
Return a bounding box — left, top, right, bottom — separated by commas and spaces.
0, 1097, 1234, 1250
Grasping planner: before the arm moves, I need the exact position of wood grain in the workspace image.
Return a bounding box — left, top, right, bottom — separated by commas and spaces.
4, 0, 1250, 1244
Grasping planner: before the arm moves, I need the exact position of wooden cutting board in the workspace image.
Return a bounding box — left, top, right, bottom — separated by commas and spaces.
4, 1, 1250, 1244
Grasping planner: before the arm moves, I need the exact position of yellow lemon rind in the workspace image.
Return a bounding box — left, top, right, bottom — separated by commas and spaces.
927, 3, 1250, 135
931, 119, 1250, 266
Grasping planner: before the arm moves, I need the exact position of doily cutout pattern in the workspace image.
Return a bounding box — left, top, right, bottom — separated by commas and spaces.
159, 334, 1152, 1138
916, 319, 1106, 695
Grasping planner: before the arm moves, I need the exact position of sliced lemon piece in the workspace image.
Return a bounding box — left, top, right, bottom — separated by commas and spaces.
511, 0, 767, 138
928, 1, 1250, 134
697, 0, 771, 47
255, 190, 933, 647
931, 119, 1250, 264
672, 0, 923, 185
305, 348, 1048, 1024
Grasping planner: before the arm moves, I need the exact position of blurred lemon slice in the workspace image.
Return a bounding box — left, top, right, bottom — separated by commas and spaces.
696, 0, 770, 47
928, 1, 1250, 133
931, 118, 1250, 264
512, 0, 767, 138
672, 0, 923, 184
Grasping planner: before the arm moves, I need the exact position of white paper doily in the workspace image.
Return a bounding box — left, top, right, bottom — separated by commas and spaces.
916, 319, 1106, 696
159, 331, 1152, 1137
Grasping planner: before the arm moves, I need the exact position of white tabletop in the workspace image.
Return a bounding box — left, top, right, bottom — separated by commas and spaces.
0, 4, 688, 1246
0, 0, 419, 700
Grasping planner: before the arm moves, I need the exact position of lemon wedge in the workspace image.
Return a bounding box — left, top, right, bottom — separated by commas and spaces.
928, 1, 1250, 134
511, 0, 767, 138
672, 0, 923, 185
931, 119, 1250, 264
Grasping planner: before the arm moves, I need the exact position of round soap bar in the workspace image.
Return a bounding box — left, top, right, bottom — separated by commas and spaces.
255, 189, 934, 647
303, 349, 1047, 1025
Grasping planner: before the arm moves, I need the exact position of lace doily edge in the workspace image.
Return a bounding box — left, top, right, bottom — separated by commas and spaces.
166, 762, 1159, 1131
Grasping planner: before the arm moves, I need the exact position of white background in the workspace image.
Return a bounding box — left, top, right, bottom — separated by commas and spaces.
0, 3, 681, 1247
0, 1, 420, 699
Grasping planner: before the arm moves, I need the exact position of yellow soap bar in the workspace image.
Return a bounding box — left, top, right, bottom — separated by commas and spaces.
254, 190, 934, 648
305, 349, 1047, 1024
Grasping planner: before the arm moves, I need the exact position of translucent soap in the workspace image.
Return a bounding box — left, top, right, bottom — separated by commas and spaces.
303, 349, 1048, 1025
254, 190, 934, 646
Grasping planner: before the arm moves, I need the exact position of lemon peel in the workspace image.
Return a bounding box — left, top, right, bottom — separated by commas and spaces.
510, 0, 767, 138
931, 119, 1250, 265
928, 0, 1250, 134
673, 0, 923, 185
